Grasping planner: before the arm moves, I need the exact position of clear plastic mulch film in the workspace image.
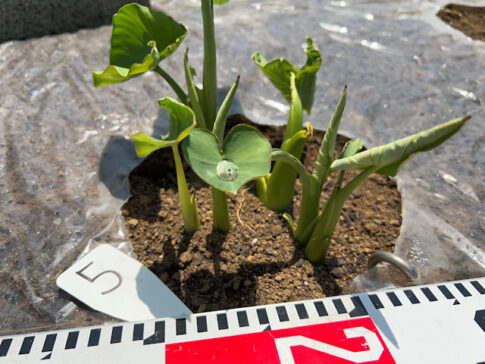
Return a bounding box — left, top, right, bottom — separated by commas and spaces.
0, 0, 483, 334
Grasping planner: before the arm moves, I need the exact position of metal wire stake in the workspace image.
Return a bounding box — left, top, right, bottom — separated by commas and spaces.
368, 251, 419, 282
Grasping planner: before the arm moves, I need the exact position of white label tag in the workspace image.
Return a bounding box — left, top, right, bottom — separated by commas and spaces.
56, 244, 192, 321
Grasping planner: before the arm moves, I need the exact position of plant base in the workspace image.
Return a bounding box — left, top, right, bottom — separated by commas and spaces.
122, 116, 402, 313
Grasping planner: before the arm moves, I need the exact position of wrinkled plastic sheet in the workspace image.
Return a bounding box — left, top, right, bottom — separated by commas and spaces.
0, 0, 484, 334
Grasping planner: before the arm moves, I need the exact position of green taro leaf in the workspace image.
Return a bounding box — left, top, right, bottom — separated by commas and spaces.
131, 97, 196, 157
251, 53, 298, 104
93, 3, 187, 87
330, 116, 469, 176
297, 37, 322, 114
182, 125, 272, 194
214, 0, 230, 4
251, 37, 322, 114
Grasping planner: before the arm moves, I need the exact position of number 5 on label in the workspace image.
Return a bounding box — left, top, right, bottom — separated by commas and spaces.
57, 244, 192, 321
75, 261, 122, 295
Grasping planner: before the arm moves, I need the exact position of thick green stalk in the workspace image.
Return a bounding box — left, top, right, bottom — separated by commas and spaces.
209, 77, 239, 231
263, 160, 300, 211
304, 191, 338, 263
172, 145, 200, 233
292, 175, 320, 244
258, 75, 307, 210
263, 127, 312, 211
211, 187, 230, 231
255, 176, 268, 204
283, 73, 303, 142
305, 165, 378, 263
270, 148, 320, 241
201, 0, 217, 129
154, 66, 188, 105
270, 149, 312, 192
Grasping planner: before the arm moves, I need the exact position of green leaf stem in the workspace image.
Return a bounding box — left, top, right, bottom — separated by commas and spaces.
130, 98, 199, 233
184, 49, 208, 129
312, 86, 347, 186
201, 0, 218, 129
213, 76, 240, 146
336, 139, 363, 186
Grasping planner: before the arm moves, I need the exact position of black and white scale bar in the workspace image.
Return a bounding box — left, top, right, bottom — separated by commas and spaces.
0, 277, 484, 363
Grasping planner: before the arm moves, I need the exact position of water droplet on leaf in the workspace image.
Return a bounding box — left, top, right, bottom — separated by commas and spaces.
216, 160, 239, 181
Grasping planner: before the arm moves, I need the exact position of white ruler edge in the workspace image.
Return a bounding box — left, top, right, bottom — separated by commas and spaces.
1, 277, 484, 363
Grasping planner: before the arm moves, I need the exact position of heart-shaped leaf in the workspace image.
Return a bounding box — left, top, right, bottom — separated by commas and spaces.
252, 37, 322, 114
182, 125, 271, 193
330, 116, 469, 176
93, 3, 187, 87
131, 97, 196, 157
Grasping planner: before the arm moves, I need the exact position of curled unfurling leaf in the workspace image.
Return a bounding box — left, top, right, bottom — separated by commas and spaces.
131, 97, 195, 157
331, 116, 470, 176
93, 4, 187, 87
252, 37, 322, 114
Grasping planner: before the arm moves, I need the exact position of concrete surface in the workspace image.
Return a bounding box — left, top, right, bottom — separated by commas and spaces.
0, 0, 149, 42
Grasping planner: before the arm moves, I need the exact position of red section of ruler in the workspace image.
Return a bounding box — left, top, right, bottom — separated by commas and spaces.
165, 317, 395, 363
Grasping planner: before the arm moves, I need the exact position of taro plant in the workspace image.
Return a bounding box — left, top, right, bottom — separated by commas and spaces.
252, 37, 321, 211
93, 1, 272, 233
182, 123, 271, 231
93, 2, 469, 264
181, 75, 272, 231
275, 86, 470, 262
131, 98, 199, 232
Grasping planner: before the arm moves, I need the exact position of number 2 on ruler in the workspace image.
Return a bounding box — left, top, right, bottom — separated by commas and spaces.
76, 261, 122, 295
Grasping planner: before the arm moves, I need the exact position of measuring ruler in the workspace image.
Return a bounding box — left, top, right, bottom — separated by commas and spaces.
1, 277, 483, 363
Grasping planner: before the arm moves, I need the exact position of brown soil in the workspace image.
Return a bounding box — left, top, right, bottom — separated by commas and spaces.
122, 116, 401, 313
437, 4, 485, 41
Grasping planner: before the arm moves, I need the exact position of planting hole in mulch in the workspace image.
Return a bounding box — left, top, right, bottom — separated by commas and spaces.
437, 4, 485, 41
122, 116, 402, 313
